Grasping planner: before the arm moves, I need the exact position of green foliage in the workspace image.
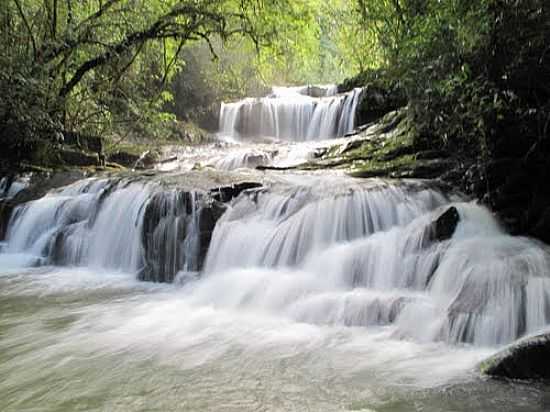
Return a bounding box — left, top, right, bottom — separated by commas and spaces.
2, 0, 348, 168
349, 0, 550, 163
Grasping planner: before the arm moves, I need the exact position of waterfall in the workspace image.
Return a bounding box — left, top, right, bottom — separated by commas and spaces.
219, 86, 363, 141
2, 175, 550, 347
2, 177, 220, 282
204, 181, 448, 271
210, 149, 274, 171
199, 180, 550, 346
0, 175, 29, 200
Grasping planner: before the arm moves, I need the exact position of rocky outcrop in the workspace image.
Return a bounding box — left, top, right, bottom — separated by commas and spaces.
429, 206, 460, 242
481, 332, 550, 380
139, 190, 222, 283
210, 182, 263, 202
339, 71, 406, 126
139, 181, 263, 283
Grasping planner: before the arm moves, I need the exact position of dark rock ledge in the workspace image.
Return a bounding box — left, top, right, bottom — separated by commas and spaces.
480, 332, 550, 380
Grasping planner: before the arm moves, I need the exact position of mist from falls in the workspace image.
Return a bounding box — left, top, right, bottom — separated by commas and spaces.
219, 85, 363, 141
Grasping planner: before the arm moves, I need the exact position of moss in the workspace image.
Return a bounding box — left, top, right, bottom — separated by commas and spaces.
306, 111, 415, 172
295, 108, 454, 180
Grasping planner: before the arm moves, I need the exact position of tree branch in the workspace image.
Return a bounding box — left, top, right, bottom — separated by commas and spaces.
59, 4, 226, 98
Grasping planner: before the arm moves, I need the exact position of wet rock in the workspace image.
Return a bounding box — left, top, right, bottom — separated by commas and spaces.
338, 139, 364, 155
429, 206, 460, 242
107, 150, 157, 169
481, 332, 550, 380
531, 207, 550, 244
380, 144, 416, 161
107, 151, 140, 168
0, 199, 14, 240
198, 201, 227, 265
210, 182, 263, 203
135, 151, 159, 169
139, 188, 231, 283
139, 190, 196, 283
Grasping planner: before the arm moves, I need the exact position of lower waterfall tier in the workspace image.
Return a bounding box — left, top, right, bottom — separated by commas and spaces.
2, 175, 550, 346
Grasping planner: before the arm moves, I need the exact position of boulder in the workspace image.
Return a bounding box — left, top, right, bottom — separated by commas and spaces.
429, 206, 460, 242
481, 332, 550, 380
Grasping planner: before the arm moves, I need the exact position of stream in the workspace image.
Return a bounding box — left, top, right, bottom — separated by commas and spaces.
1, 85, 550, 411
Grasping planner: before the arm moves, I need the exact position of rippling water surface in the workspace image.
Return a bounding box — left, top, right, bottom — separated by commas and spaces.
1, 265, 549, 412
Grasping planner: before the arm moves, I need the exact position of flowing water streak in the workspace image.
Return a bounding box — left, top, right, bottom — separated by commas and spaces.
0, 175, 30, 199
210, 149, 274, 171
203, 182, 550, 346
219, 86, 363, 140
4, 173, 550, 346
3, 177, 206, 280
205, 181, 448, 271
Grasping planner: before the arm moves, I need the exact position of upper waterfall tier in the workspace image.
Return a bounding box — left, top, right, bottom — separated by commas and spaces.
219, 85, 363, 141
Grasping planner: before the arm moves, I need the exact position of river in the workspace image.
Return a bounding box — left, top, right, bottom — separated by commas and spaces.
1, 85, 549, 411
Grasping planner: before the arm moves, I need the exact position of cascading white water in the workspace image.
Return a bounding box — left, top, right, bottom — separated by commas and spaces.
4, 175, 550, 347
205, 180, 448, 271
209, 149, 274, 171
0, 175, 29, 200
219, 85, 363, 141
200, 180, 550, 346
2, 177, 207, 281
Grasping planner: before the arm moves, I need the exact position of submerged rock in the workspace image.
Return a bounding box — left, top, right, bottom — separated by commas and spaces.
481, 332, 550, 379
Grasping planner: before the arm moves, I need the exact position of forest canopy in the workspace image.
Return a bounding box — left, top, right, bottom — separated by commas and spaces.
1, 0, 548, 171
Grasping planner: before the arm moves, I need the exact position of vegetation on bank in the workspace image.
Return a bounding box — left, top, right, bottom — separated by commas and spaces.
324, 0, 549, 242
